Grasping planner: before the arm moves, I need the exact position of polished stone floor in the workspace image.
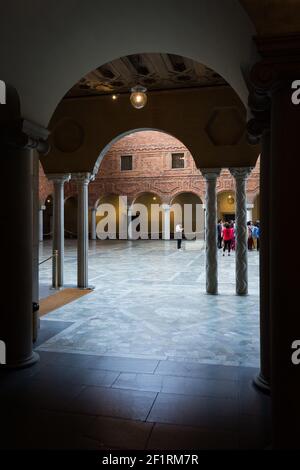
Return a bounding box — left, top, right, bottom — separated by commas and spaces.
0, 351, 271, 450
38, 239, 259, 367
0, 240, 269, 450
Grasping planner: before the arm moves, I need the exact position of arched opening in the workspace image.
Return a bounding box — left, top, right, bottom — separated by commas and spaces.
35, 50, 263, 450
38, 54, 260, 369
170, 192, 204, 239
64, 196, 78, 238
217, 190, 236, 222
0, 1, 282, 451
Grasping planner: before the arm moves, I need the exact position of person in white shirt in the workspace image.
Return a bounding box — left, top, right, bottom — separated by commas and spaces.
175, 223, 184, 249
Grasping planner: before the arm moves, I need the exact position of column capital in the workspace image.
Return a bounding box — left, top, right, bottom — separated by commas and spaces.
71, 172, 95, 185
1, 118, 50, 155
161, 203, 171, 211
229, 167, 252, 180
201, 168, 221, 179
47, 173, 71, 184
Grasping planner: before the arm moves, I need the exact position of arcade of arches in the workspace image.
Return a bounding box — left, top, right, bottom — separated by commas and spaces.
39, 130, 260, 239
1, 0, 300, 451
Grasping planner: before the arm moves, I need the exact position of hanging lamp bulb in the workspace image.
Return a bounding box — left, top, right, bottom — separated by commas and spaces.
130, 85, 147, 109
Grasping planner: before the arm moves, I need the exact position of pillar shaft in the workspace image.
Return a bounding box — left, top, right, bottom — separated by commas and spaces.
39, 208, 45, 242
162, 204, 171, 240
202, 169, 220, 295
230, 167, 251, 296
73, 173, 92, 288
32, 150, 40, 341
0, 145, 38, 367
269, 82, 300, 448
91, 208, 97, 240
48, 174, 70, 287
256, 129, 271, 392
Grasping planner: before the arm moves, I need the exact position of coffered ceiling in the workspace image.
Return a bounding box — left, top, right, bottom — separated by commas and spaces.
66, 53, 227, 98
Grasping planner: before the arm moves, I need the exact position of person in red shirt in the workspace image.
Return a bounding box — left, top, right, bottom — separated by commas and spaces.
222, 222, 234, 256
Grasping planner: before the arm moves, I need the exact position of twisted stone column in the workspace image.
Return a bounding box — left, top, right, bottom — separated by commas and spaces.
202, 169, 221, 295
47, 173, 71, 287
230, 167, 252, 296
72, 173, 94, 288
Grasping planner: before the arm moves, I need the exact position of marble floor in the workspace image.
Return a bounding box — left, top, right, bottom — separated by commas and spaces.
0, 240, 268, 451
38, 239, 260, 368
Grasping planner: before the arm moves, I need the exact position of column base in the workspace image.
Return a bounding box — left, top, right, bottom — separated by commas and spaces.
77, 285, 95, 291
0, 351, 39, 370
253, 371, 271, 395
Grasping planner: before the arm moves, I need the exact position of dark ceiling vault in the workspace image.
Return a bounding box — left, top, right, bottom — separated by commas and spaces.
66, 53, 227, 98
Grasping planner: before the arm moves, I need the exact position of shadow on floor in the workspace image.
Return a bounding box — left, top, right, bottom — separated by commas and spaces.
0, 319, 271, 450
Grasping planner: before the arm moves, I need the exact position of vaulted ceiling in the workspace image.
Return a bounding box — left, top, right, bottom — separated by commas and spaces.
66, 1, 300, 100
66, 53, 227, 98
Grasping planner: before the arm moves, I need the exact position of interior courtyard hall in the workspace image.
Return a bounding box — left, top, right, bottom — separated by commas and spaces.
1, 0, 300, 451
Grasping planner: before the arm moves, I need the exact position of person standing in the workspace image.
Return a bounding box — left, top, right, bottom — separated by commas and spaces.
252, 221, 260, 250
222, 222, 234, 256
230, 219, 236, 251
175, 223, 184, 249
247, 221, 253, 251
217, 220, 223, 249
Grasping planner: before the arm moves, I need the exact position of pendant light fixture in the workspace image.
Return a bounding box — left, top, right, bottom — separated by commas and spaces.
130, 85, 147, 109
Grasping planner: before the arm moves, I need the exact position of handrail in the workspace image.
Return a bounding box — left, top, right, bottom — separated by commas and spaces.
39, 250, 59, 288
39, 255, 54, 266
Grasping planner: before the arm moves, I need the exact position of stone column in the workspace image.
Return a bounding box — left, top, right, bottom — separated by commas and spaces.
246, 203, 254, 223
162, 204, 171, 240
256, 129, 271, 393
0, 110, 49, 368
230, 167, 252, 296
202, 169, 221, 294
90, 207, 97, 240
31, 150, 40, 342
48, 174, 71, 287
249, 51, 300, 446
39, 205, 45, 242
72, 173, 93, 288
1, 145, 38, 367
269, 81, 300, 448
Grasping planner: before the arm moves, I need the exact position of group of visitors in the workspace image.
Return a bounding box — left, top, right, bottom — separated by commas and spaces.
217, 219, 260, 256
247, 221, 260, 251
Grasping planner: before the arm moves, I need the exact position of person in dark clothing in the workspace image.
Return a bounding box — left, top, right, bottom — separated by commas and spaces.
217, 219, 223, 249
247, 221, 254, 250
175, 223, 183, 249
252, 221, 260, 250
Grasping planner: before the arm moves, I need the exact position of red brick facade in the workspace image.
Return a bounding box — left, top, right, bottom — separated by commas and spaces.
39, 130, 260, 208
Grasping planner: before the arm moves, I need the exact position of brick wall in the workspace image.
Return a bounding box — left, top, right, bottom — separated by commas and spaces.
40, 130, 260, 207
